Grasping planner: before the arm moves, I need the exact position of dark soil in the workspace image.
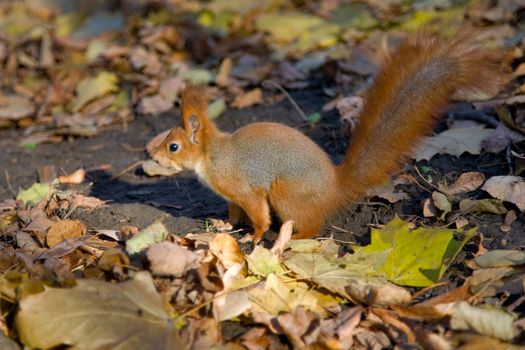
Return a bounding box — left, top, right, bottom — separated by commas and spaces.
1, 83, 524, 254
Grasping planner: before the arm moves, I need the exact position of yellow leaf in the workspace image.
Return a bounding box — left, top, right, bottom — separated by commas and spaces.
72, 72, 119, 112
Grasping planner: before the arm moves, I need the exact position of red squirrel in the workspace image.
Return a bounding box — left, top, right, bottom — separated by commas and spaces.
152, 33, 506, 243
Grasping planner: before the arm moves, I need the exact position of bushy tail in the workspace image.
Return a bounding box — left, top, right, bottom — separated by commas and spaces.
338, 32, 508, 199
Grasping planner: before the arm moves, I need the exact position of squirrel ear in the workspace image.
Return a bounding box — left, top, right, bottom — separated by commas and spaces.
188, 114, 200, 144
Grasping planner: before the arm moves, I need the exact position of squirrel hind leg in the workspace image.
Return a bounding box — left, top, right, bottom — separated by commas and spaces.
269, 179, 329, 240
233, 191, 271, 244
227, 202, 249, 226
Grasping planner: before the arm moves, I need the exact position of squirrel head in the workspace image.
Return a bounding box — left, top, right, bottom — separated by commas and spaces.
152, 85, 212, 173
152, 114, 205, 173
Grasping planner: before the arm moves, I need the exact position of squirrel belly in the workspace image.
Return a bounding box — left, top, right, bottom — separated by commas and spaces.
152, 33, 507, 243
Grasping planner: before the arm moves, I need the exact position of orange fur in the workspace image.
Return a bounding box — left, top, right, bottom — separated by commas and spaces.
152, 33, 508, 243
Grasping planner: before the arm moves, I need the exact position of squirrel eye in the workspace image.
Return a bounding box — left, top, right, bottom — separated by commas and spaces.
169, 143, 179, 152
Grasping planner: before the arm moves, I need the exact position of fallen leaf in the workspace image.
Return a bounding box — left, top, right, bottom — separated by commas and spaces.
207, 97, 226, 120
0, 331, 20, 350
147, 241, 197, 277
137, 94, 173, 115
450, 301, 519, 342
0, 95, 35, 120
270, 220, 293, 256
209, 233, 244, 269
231, 88, 263, 109
208, 218, 233, 232
142, 160, 179, 177
246, 246, 285, 277
284, 252, 410, 306
360, 216, 476, 287
216, 57, 233, 87
57, 168, 86, 184
441, 172, 486, 196
72, 71, 119, 112
146, 130, 170, 156
423, 198, 438, 217
432, 191, 451, 218
213, 264, 251, 321
71, 194, 106, 210
369, 180, 408, 203
413, 127, 494, 161
459, 198, 508, 215
482, 123, 525, 153
182, 69, 212, 84
248, 273, 341, 316
482, 176, 525, 211
17, 183, 52, 206
500, 210, 517, 232
125, 222, 169, 254
16, 272, 184, 349
46, 220, 86, 247
474, 250, 525, 268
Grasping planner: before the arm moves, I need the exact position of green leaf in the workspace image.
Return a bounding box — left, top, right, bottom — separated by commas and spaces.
182, 69, 212, 85
16, 183, 52, 206
125, 222, 169, 254
247, 273, 341, 316
307, 112, 321, 124
207, 97, 226, 120
283, 252, 410, 306
16, 272, 184, 349
245, 246, 285, 277
360, 215, 476, 287
72, 71, 119, 112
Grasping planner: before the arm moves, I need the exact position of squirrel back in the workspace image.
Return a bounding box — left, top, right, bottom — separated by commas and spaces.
338, 33, 507, 200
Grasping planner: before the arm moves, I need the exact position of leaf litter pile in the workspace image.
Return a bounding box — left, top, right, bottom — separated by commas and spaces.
1, 0, 525, 349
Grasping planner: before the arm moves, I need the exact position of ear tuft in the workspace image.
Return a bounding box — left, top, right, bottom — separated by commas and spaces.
189, 114, 200, 144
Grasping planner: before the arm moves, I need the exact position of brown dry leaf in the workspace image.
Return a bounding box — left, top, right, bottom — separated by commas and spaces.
482, 123, 525, 153
450, 301, 519, 342
46, 220, 86, 247
130, 46, 161, 75
337, 96, 364, 135
369, 181, 408, 203
500, 210, 517, 232
271, 220, 294, 256
71, 194, 106, 210
146, 241, 197, 277
423, 198, 438, 218
213, 263, 251, 321
413, 127, 494, 161
441, 172, 486, 196
482, 176, 525, 211
0, 95, 35, 120
231, 88, 263, 109
216, 57, 233, 87
146, 130, 170, 156
142, 160, 179, 177
459, 198, 508, 215
432, 191, 451, 217
209, 218, 233, 232
320, 306, 362, 349
274, 307, 320, 348
16, 272, 184, 349
57, 168, 86, 184
371, 308, 415, 343
137, 94, 173, 115
72, 72, 119, 112
209, 233, 244, 269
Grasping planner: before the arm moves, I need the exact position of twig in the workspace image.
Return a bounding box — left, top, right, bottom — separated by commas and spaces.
4, 170, 16, 198
110, 161, 144, 180
263, 80, 307, 121
412, 165, 437, 193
